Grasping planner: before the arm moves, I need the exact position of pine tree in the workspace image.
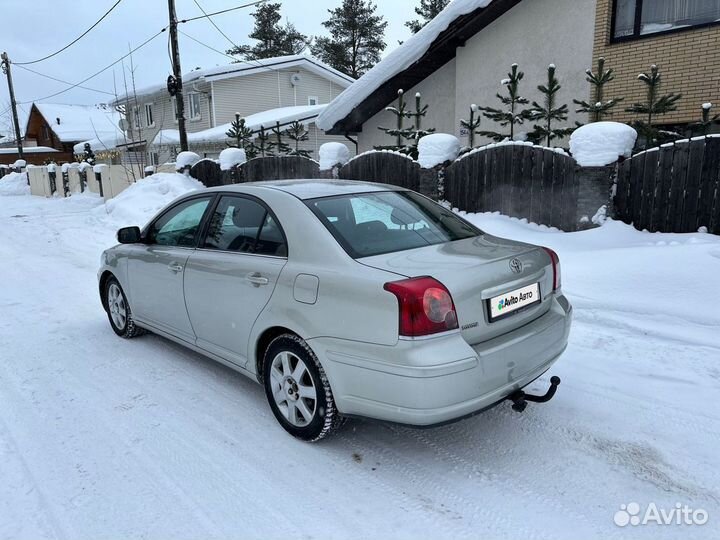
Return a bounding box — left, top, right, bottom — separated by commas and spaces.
226, 113, 257, 158
405, 92, 436, 149
691, 102, 720, 136
405, 0, 449, 33
376, 89, 414, 152
625, 64, 682, 147
254, 126, 273, 157
226, 2, 307, 61
478, 64, 532, 142
83, 143, 96, 165
460, 104, 482, 149
311, 0, 387, 79
271, 122, 291, 155
284, 121, 312, 157
573, 57, 624, 122
528, 64, 574, 146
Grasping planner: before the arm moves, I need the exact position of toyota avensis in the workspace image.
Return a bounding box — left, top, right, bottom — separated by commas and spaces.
99, 180, 572, 441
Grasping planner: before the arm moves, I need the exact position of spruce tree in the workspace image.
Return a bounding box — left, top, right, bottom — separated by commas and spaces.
460, 104, 482, 149
573, 57, 624, 122
271, 121, 291, 155
284, 121, 312, 158
692, 102, 720, 136
376, 89, 413, 152
254, 126, 273, 157
528, 64, 574, 146
625, 64, 682, 147
405, 92, 436, 151
478, 64, 532, 142
226, 2, 307, 60
405, 0, 449, 33
311, 0, 387, 79
82, 143, 96, 165
225, 113, 257, 159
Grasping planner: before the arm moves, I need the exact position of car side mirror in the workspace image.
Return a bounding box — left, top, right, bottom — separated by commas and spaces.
117, 226, 142, 244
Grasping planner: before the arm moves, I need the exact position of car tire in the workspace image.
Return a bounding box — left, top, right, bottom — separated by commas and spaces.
104, 277, 145, 339
263, 334, 344, 442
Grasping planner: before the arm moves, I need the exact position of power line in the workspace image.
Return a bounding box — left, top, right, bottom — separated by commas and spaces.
13, 64, 116, 96
179, 0, 266, 24
15, 0, 124, 66
178, 30, 239, 62
18, 28, 167, 104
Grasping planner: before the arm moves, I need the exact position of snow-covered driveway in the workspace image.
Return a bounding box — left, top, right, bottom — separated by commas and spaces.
1, 190, 718, 540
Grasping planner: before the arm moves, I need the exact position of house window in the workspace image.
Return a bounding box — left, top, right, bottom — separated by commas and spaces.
145, 103, 154, 127
308, 96, 319, 106
189, 93, 201, 120
613, 0, 720, 40
133, 106, 142, 129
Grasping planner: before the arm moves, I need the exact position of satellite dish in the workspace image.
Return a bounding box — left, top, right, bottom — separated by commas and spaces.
119, 118, 129, 131
290, 73, 302, 86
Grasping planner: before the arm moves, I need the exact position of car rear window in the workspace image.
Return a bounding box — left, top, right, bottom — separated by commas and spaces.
306, 191, 480, 258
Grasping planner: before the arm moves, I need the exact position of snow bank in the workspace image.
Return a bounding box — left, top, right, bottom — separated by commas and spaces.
176, 151, 201, 170
317, 0, 492, 131
0, 172, 30, 196
95, 173, 204, 227
12, 159, 26, 169
570, 122, 637, 167
219, 148, 247, 171
319, 142, 350, 170
417, 133, 461, 168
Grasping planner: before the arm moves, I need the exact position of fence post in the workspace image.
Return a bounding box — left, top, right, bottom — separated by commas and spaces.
575, 164, 616, 229
62, 169, 70, 197
417, 165, 441, 200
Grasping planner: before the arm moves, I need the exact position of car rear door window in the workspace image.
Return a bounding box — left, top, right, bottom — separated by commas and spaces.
202, 195, 287, 257
147, 197, 212, 247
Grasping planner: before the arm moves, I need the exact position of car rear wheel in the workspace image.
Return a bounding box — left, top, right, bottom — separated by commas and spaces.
263, 334, 344, 442
104, 277, 145, 338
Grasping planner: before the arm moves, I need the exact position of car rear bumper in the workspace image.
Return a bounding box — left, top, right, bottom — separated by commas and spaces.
308, 293, 572, 426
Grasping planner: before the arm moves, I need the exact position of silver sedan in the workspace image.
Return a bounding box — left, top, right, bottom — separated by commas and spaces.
98, 180, 572, 441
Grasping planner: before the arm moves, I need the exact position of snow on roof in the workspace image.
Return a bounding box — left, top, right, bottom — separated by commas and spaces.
72, 132, 140, 154
33, 103, 121, 143
0, 146, 59, 154
150, 104, 327, 146
118, 55, 354, 103
316, 0, 494, 131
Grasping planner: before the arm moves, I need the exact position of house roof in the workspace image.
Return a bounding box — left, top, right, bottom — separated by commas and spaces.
29, 103, 122, 143
117, 55, 355, 103
150, 104, 327, 146
316, 0, 521, 134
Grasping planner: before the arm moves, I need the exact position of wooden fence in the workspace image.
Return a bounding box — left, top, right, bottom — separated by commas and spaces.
243, 156, 320, 182
339, 151, 422, 191
615, 136, 720, 234
445, 145, 579, 231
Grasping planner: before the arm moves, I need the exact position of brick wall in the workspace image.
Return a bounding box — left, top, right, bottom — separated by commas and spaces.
593, 0, 720, 126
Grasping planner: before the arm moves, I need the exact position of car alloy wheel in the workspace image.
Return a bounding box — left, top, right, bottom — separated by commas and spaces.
269, 351, 318, 427
107, 282, 127, 332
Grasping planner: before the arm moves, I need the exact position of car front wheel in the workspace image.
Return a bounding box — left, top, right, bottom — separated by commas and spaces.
263, 334, 344, 442
104, 277, 145, 338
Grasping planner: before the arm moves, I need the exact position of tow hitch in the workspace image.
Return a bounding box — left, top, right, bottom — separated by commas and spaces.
507, 376, 561, 412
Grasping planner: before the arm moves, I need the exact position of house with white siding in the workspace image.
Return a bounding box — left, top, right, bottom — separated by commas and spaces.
92, 55, 355, 165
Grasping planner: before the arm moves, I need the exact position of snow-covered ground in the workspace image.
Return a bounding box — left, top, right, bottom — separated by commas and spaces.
1, 182, 719, 540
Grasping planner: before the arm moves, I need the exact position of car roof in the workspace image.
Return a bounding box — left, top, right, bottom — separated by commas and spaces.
205, 179, 406, 200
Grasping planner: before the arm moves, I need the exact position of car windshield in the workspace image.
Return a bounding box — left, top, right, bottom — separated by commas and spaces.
306, 191, 480, 258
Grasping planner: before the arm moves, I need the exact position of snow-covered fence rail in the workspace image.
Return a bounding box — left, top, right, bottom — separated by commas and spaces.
615, 136, 720, 234
445, 144, 579, 231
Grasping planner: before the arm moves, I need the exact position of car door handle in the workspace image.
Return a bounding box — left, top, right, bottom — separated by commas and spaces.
246, 273, 269, 286
168, 263, 184, 273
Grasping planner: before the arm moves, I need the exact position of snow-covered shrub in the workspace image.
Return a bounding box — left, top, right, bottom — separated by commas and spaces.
0, 172, 30, 196
418, 133, 461, 168
319, 142, 350, 171
569, 122, 637, 167
219, 147, 247, 171
175, 151, 201, 172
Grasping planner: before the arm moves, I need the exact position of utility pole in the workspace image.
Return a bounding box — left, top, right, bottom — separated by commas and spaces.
1, 52, 24, 160
167, 0, 188, 152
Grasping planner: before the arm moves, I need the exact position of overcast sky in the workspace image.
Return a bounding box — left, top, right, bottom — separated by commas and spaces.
0, 0, 417, 136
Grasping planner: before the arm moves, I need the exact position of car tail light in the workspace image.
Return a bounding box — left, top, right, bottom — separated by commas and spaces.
542, 247, 561, 291
384, 277, 459, 337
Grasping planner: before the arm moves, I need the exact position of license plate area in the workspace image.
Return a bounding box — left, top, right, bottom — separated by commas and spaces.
488, 283, 541, 322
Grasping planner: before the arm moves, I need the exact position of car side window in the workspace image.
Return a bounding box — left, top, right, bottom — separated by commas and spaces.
203, 195, 287, 257
147, 197, 212, 247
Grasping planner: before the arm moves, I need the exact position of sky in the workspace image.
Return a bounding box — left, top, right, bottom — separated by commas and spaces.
0, 0, 419, 138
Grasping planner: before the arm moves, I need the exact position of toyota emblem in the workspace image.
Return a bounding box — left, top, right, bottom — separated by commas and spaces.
509, 258, 523, 274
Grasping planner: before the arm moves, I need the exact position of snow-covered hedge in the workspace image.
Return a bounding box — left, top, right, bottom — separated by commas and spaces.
569, 122, 637, 167
176, 151, 201, 171
219, 148, 247, 171
319, 142, 350, 171
417, 134, 461, 168
0, 172, 30, 196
